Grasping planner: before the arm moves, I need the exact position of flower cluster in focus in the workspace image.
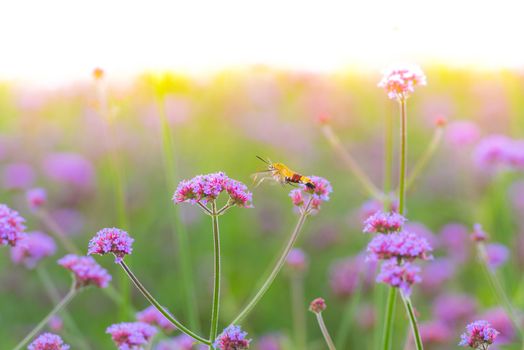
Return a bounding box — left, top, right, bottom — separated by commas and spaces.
378, 65, 427, 100
88, 227, 134, 263
0, 204, 26, 247
58, 254, 112, 288
459, 320, 499, 348
289, 176, 332, 214
214, 325, 251, 350
28, 333, 70, 350
106, 322, 157, 350
11, 231, 56, 269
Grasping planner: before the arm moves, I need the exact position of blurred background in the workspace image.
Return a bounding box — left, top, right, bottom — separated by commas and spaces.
1, 1, 524, 349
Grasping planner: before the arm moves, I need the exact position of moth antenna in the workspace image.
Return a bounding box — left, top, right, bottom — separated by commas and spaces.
256, 155, 270, 165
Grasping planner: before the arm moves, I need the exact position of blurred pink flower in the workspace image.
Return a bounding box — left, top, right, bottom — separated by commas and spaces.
256, 334, 282, 350
43, 153, 95, 189
26, 188, 47, 210
433, 293, 477, 326
286, 248, 308, 273
48, 315, 63, 332
480, 308, 515, 344
3, 162, 35, 190
445, 121, 480, 147
11, 231, 56, 269
51, 209, 85, 236
485, 243, 510, 270
440, 223, 471, 263
419, 320, 453, 345
420, 259, 455, 294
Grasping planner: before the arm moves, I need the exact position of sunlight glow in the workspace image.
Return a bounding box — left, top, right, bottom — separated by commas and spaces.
1, 0, 524, 86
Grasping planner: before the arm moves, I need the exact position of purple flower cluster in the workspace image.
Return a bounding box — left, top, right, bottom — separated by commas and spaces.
474, 135, 524, 172
173, 172, 253, 208
0, 204, 26, 247
376, 259, 421, 296
286, 248, 308, 272
88, 227, 134, 263
11, 231, 56, 269
309, 297, 327, 314
28, 333, 70, 350
378, 64, 427, 100
367, 231, 433, 262
136, 305, 176, 332
363, 211, 406, 234
106, 322, 157, 350
289, 176, 332, 214
459, 320, 499, 348
213, 325, 251, 350
26, 188, 47, 210
58, 254, 112, 288
485, 243, 510, 270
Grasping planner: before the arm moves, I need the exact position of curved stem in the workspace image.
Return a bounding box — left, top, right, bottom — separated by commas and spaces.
316, 313, 336, 350
400, 293, 423, 350
209, 202, 221, 348
405, 126, 444, 192
321, 124, 384, 200
35, 209, 80, 254
13, 283, 77, 350
382, 287, 397, 350
197, 201, 213, 215
231, 198, 313, 324
291, 275, 307, 349
119, 261, 210, 345
398, 98, 407, 214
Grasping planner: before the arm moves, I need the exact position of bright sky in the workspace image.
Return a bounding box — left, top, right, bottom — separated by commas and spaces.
1, 0, 523, 86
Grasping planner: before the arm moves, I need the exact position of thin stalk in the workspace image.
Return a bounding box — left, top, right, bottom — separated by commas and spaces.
400, 293, 423, 350
36, 268, 91, 350
405, 126, 444, 193
316, 313, 336, 350
209, 201, 221, 348
335, 277, 363, 349
231, 198, 313, 324
321, 124, 384, 200
384, 110, 394, 208
398, 98, 407, 214
35, 209, 80, 254
156, 95, 200, 331
477, 243, 523, 341
119, 260, 210, 345
13, 283, 77, 350
291, 275, 307, 349
33, 208, 134, 316
382, 287, 397, 350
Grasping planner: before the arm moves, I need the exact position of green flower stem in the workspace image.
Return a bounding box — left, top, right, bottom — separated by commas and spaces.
13, 282, 77, 350
405, 125, 444, 193
36, 268, 91, 350
384, 108, 394, 208
119, 260, 210, 345
477, 243, 523, 341
156, 95, 200, 331
335, 278, 363, 349
321, 124, 384, 200
315, 312, 336, 350
231, 198, 313, 324
400, 292, 423, 350
398, 98, 407, 214
381, 287, 397, 350
290, 274, 307, 349
33, 207, 134, 316
209, 201, 222, 348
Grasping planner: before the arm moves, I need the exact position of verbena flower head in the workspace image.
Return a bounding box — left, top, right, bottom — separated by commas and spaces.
363, 211, 406, 234
28, 333, 70, 350
136, 305, 176, 332
472, 223, 487, 242
367, 230, 433, 261
485, 243, 509, 270
48, 315, 63, 332
0, 204, 26, 247
26, 188, 47, 210
58, 254, 111, 288
286, 248, 308, 272
309, 297, 327, 314
88, 227, 134, 263
289, 176, 332, 214
378, 64, 427, 100
107, 322, 157, 350
459, 320, 499, 348
376, 259, 421, 295
214, 325, 251, 350
481, 308, 515, 345
155, 334, 196, 350
173, 172, 253, 208
11, 231, 56, 268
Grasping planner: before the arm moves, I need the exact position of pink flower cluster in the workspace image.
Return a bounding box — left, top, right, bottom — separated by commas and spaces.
289, 176, 332, 214
26, 188, 47, 210
366, 231, 433, 262
88, 227, 134, 263
474, 135, 524, 172
135, 305, 176, 332
378, 65, 427, 100
286, 248, 308, 272
58, 254, 112, 288
0, 204, 26, 247
173, 172, 253, 208
459, 320, 499, 348
11, 231, 56, 269
214, 325, 251, 350
363, 211, 406, 234
376, 259, 421, 296
28, 333, 70, 350
309, 297, 327, 314
106, 322, 157, 350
